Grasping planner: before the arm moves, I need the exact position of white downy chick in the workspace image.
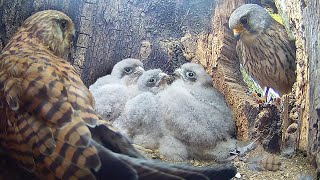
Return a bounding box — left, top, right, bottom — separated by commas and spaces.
89, 58, 144, 93
90, 58, 144, 121
159, 63, 235, 161
113, 69, 169, 149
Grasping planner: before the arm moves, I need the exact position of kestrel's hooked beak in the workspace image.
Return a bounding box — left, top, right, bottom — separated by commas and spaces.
232, 27, 244, 40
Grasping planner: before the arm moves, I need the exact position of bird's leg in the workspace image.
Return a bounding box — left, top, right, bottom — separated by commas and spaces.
257, 87, 272, 109
263, 87, 270, 103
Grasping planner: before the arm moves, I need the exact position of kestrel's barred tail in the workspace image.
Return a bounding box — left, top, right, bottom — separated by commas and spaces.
0, 10, 236, 180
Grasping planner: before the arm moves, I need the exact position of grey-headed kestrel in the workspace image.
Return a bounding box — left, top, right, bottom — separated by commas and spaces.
229, 4, 296, 99
0, 10, 237, 179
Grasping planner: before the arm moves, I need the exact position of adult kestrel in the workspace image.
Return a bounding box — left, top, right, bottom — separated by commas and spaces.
0, 10, 236, 179
229, 4, 296, 97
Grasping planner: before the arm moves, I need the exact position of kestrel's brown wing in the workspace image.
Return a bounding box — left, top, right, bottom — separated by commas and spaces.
0, 54, 97, 140
270, 22, 296, 71
257, 22, 296, 94
0, 52, 102, 179
0, 106, 100, 180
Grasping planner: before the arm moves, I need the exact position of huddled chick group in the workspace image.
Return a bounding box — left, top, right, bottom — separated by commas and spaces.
90, 58, 236, 161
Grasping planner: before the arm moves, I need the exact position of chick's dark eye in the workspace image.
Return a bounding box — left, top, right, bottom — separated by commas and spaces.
124, 68, 132, 73
60, 19, 68, 30
186, 71, 195, 78
148, 78, 155, 83
240, 17, 248, 25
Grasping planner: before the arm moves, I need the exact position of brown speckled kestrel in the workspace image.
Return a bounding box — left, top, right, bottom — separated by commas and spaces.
229, 4, 296, 98
0, 10, 236, 179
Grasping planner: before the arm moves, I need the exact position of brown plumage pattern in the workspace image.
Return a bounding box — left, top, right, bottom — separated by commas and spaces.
229, 4, 296, 96
0, 10, 236, 180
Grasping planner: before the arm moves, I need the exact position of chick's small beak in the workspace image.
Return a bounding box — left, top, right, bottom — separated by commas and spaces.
136, 66, 145, 75
159, 73, 169, 80
158, 73, 169, 85
174, 68, 183, 77
232, 27, 244, 40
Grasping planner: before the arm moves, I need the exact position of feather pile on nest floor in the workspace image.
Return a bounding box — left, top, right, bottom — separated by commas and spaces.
135, 143, 316, 180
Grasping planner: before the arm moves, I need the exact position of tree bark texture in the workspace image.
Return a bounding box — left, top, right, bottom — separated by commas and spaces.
275, 0, 320, 174
305, 1, 320, 174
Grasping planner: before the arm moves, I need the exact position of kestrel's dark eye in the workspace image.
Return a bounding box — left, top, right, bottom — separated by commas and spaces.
124, 67, 132, 73
60, 19, 68, 31
186, 71, 195, 78
240, 17, 248, 25
148, 78, 155, 83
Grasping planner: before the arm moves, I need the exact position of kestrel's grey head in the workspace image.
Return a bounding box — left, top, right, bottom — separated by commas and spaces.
174, 63, 212, 87
228, 4, 273, 41
111, 58, 145, 85
137, 69, 169, 94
